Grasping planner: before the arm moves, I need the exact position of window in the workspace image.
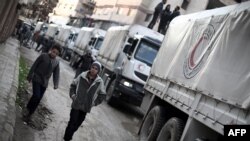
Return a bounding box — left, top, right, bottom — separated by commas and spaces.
145, 14, 152, 22
103, 8, 109, 15
93, 8, 97, 14
181, 0, 190, 10
117, 7, 121, 14
134, 40, 160, 66
94, 38, 104, 50
127, 8, 132, 16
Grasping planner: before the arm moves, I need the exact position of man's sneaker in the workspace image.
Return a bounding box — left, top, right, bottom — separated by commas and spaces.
22, 108, 31, 122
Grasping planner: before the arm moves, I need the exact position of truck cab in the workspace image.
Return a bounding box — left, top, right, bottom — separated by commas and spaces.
69, 28, 106, 67
116, 35, 162, 105
41, 24, 59, 52
55, 25, 80, 60
88, 33, 105, 58
97, 24, 164, 106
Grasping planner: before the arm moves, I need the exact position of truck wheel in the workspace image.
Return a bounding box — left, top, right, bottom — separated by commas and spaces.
156, 117, 184, 141
140, 106, 167, 141
106, 79, 116, 104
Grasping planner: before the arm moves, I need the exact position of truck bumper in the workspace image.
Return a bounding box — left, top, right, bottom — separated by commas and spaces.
115, 77, 144, 106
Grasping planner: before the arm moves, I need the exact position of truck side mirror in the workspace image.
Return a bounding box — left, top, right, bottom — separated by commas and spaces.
123, 44, 132, 60
123, 44, 131, 54
128, 38, 134, 44
88, 41, 92, 46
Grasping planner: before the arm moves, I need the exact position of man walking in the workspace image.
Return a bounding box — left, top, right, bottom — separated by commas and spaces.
64, 61, 106, 141
74, 49, 94, 78
23, 44, 61, 120
148, 0, 167, 29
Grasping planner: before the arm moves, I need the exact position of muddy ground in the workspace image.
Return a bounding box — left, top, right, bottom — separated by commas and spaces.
13, 45, 143, 141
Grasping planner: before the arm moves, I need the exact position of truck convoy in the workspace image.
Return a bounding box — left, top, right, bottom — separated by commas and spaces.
139, 2, 250, 141
97, 24, 164, 106
70, 27, 106, 66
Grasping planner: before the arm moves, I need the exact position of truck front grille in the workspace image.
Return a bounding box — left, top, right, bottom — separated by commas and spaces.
134, 71, 148, 82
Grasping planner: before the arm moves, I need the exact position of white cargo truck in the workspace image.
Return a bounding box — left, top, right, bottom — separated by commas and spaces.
44, 24, 59, 39
54, 25, 80, 60
139, 2, 250, 141
70, 27, 106, 66
97, 24, 164, 106
39, 24, 60, 52
88, 30, 106, 57
34, 22, 44, 32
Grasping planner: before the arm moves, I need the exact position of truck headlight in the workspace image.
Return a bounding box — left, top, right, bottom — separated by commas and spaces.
121, 79, 133, 88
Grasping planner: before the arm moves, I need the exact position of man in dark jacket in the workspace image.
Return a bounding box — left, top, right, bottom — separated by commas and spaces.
23, 44, 61, 120
74, 49, 94, 78
158, 4, 172, 34
148, 0, 167, 29
35, 30, 46, 52
42, 37, 54, 53
170, 6, 181, 22
64, 61, 106, 141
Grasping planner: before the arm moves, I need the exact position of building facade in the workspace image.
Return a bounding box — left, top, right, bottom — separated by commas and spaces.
91, 0, 241, 30
49, 0, 95, 26
19, 0, 36, 4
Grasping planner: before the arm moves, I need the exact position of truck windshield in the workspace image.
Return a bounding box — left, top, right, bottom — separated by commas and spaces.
134, 40, 159, 67
94, 38, 104, 50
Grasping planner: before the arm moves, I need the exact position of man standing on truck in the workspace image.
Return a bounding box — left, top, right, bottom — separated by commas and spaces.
148, 0, 167, 29
63, 61, 106, 141
158, 4, 172, 34
170, 6, 181, 22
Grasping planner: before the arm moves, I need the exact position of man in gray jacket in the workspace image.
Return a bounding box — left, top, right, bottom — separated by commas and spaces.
64, 61, 106, 141
24, 44, 61, 120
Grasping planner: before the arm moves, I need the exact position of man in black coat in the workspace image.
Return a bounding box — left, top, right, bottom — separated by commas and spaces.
74, 49, 94, 78
23, 44, 61, 120
158, 4, 172, 34
170, 6, 181, 22
148, 0, 167, 29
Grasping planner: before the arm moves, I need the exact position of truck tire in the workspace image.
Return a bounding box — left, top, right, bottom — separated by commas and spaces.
106, 79, 116, 105
156, 117, 184, 141
140, 106, 167, 141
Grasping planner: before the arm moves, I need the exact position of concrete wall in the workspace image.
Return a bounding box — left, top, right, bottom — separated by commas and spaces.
0, 38, 19, 141
0, 0, 18, 43
0, 1, 19, 141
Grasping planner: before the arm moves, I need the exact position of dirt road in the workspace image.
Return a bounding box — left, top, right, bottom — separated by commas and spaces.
14, 46, 142, 141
